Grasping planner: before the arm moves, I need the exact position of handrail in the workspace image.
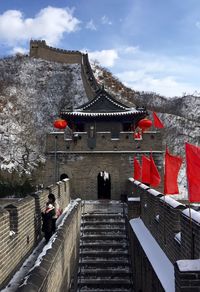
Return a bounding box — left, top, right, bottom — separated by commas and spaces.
124, 210, 134, 288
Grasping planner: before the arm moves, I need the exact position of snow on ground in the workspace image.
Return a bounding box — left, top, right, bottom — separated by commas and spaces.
130, 218, 175, 292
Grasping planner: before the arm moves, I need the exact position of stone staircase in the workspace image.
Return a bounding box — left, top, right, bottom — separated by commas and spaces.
76, 201, 133, 292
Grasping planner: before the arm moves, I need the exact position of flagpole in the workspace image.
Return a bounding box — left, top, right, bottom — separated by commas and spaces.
185, 143, 194, 259
188, 200, 194, 258
163, 144, 167, 245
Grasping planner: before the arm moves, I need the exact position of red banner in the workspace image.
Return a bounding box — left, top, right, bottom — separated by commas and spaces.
133, 157, 141, 180
153, 112, 164, 128
185, 142, 200, 202
150, 154, 161, 187
141, 155, 150, 184
164, 148, 182, 194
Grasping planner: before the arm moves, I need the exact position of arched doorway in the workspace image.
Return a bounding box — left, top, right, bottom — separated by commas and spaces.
97, 171, 111, 199
60, 173, 69, 181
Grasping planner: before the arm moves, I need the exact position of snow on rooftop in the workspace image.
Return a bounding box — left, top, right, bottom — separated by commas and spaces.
182, 208, 200, 224
177, 259, 200, 272
130, 218, 175, 292
160, 196, 185, 209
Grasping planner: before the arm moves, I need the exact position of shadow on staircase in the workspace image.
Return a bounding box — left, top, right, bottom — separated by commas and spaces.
71, 200, 134, 292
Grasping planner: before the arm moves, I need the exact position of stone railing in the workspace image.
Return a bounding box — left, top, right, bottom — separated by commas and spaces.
17, 199, 82, 292
0, 179, 70, 289
127, 178, 200, 291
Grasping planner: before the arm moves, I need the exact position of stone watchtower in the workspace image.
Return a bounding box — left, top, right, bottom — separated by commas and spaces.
44, 87, 163, 200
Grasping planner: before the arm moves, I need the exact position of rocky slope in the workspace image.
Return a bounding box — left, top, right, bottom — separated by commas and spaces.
0, 55, 199, 199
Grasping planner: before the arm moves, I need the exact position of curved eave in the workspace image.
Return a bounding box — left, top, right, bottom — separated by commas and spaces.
61, 110, 146, 117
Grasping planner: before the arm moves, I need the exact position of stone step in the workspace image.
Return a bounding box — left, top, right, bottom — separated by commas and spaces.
78, 268, 131, 277
82, 213, 125, 220
79, 259, 130, 266
80, 250, 128, 257
81, 234, 127, 240
81, 230, 126, 236
80, 246, 127, 253
80, 242, 128, 249
81, 227, 125, 232
81, 221, 125, 226
78, 278, 132, 288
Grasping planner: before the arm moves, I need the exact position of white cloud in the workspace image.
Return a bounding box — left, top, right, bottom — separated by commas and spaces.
101, 15, 112, 25
10, 46, 28, 55
123, 46, 139, 54
114, 47, 200, 97
88, 49, 118, 67
0, 6, 80, 46
117, 70, 198, 97
196, 21, 200, 29
86, 19, 97, 30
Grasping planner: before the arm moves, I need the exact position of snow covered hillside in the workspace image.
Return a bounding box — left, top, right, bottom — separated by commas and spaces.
0, 55, 88, 174
0, 54, 199, 199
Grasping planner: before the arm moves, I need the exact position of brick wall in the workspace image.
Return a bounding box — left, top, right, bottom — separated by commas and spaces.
127, 180, 200, 291
44, 131, 163, 199
46, 131, 163, 152
128, 222, 166, 292
17, 199, 81, 292
0, 179, 71, 288
29, 40, 97, 99
175, 260, 200, 291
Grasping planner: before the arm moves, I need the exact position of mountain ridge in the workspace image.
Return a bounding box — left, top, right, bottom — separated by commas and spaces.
0, 53, 199, 199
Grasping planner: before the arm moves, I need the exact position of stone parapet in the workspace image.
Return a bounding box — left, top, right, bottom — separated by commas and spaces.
17, 199, 81, 292
0, 179, 71, 289
46, 131, 163, 152
128, 180, 200, 291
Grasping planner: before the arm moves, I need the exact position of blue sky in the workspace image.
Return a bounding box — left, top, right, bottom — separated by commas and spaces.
1, 0, 200, 97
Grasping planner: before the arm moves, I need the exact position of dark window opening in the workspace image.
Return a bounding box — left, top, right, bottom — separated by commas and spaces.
123, 122, 132, 131
74, 123, 85, 132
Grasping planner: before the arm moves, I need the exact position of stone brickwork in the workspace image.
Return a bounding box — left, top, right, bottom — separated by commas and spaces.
46, 131, 163, 152
29, 40, 99, 99
175, 261, 200, 291
0, 179, 70, 288
127, 180, 200, 291
44, 131, 163, 199
17, 199, 82, 292
128, 222, 166, 292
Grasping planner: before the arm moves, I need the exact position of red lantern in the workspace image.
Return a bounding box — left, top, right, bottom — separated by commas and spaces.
53, 119, 67, 129
138, 118, 152, 132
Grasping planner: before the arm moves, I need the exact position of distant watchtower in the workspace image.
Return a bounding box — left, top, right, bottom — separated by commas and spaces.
44, 88, 163, 200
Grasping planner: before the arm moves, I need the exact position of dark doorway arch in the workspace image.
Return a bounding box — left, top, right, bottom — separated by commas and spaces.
97, 171, 111, 199
60, 173, 69, 181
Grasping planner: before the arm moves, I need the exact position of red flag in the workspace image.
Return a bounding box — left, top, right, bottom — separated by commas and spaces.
164, 148, 182, 194
133, 157, 141, 180
141, 155, 150, 184
150, 154, 161, 187
153, 112, 164, 128
185, 143, 200, 202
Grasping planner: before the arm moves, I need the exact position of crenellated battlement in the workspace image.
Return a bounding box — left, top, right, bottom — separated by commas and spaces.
30, 40, 82, 57
29, 39, 99, 99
